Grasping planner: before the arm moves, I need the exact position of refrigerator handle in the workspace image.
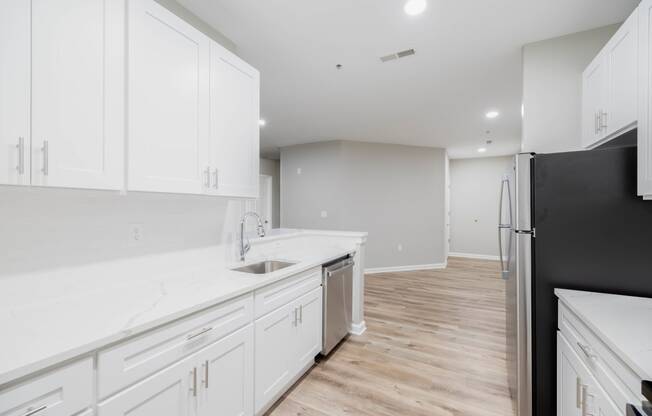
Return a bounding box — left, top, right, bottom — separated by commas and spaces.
498, 178, 511, 275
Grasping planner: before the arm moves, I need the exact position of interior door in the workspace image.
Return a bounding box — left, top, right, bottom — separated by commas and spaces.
128, 0, 209, 194
254, 304, 293, 414
31, 0, 124, 190
293, 287, 323, 371
198, 325, 254, 416
0, 0, 30, 186
209, 41, 259, 198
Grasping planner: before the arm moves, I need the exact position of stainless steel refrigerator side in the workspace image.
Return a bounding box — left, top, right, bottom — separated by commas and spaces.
515, 153, 534, 416
503, 153, 533, 416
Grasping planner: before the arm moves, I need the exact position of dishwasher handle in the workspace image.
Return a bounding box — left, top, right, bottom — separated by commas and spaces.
325, 259, 354, 277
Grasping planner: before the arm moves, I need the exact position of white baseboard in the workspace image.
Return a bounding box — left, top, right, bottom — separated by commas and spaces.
365, 262, 447, 274
448, 252, 500, 261
350, 321, 367, 336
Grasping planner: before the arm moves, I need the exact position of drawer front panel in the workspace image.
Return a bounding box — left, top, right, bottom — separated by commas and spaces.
0, 358, 93, 416
254, 267, 322, 318
98, 294, 253, 399
558, 302, 641, 410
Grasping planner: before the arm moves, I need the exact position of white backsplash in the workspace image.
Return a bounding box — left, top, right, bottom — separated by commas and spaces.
0, 186, 250, 277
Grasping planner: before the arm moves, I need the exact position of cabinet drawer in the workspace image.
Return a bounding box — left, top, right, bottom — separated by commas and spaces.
0, 358, 93, 416
254, 267, 321, 318
98, 294, 253, 399
558, 302, 641, 410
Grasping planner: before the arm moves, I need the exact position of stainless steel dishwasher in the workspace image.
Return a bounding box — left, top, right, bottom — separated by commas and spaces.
321, 255, 354, 355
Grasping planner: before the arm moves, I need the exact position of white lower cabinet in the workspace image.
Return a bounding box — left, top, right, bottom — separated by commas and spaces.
557, 332, 621, 416
0, 358, 93, 416
1, 271, 327, 416
198, 324, 254, 416
100, 324, 254, 416
254, 287, 323, 415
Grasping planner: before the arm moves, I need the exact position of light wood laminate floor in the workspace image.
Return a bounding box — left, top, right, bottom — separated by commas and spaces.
267, 257, 514, 416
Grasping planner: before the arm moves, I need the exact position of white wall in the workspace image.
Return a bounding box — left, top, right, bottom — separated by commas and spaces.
449, 156, 513, 258
281, 141, 447, 269
522, 25, 618, 153
260, 158, 280, 228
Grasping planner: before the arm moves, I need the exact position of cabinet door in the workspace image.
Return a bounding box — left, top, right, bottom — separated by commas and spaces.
0, 359, 93, 416
198, 325, 254, 416
0, 0, 30, 186
582, 55, 608, 148
208, 42, 259, 198
98, 357, 194, 416
639, 0, 652, 197
293, 287, 323, 373
31, 0, 124, 190
254, 304, 294, 414
605, 8, 638, 138
557, 333, 584, 416
128, 0, 210, 194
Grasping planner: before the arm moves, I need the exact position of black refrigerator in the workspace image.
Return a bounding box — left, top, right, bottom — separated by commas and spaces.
500, 131, 652, 416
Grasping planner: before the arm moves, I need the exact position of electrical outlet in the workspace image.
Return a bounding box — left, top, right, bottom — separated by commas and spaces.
320, 210, 328, 218
128, 223, 144, 246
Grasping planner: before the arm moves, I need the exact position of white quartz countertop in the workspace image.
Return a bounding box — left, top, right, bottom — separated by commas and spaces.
0, 229, 366, 387
556, 289, 652, 381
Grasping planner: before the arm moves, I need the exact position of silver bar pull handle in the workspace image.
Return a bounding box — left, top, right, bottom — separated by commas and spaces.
203, 360, 209, 389
212, 168, 219, 189
293, 307, 298, 326
595, 113, 599, 135
576, 377, 582, 409
16, 137, 25, 174
186, 326, 213, 341
600, 110, 608, 131
190, 367, 197, 396
41, 140, 49, 176
204, 167, 210, 188
299, 305, 303, 324
23, 405, 47, 416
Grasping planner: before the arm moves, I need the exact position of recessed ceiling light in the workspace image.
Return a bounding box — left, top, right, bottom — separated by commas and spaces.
486, 111, 500, 119
259, 119, 266, 127
404, 0, 427, 16
477, 147, 487, 153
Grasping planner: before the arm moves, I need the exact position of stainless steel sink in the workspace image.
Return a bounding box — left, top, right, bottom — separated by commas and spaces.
232, 260, 296, 274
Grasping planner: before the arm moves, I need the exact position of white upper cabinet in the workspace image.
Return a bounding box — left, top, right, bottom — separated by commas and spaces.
606, 9, 638, 138
0, 0, 30, 186
582, 9, 638, 149
639, 0, 652, 197
31, 0, 125, 190
582, 56, 608, 148
208, 42, 260, 198
128, 0, 210, 194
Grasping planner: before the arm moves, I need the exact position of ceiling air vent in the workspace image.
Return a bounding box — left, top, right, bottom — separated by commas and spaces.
379, 48, 416, 63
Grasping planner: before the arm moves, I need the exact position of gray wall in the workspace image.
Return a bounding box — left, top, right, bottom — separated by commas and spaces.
522, 25, 618, 153
260, 158, 280, 228
449, 156, 513, 258
281, 141, 447, 269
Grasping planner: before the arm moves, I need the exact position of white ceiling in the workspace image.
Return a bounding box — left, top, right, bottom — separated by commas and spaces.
178, 0, 638, 159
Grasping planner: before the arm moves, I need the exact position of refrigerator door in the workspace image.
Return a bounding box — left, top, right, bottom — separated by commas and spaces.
504, 154, 533, 416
